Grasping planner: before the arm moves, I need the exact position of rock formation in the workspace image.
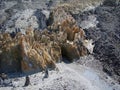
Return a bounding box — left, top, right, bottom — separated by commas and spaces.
0, 33, 22, 73
0, 4, 94, 73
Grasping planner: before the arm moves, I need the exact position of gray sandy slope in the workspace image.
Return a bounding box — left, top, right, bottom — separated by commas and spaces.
0, 56, 120, 90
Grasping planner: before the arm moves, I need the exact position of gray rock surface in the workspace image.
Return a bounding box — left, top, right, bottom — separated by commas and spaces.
73, 0, 120, 82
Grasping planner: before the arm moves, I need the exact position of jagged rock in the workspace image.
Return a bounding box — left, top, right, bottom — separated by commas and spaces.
0, 33, 22, 73
0, 4, 92, 73
61, 43, 80, 61
20, 34, 56, 73
20, 36, 41, 73
0, 29, 60, 73
61, 21, 85, 41
48, 6, 86, 43
48, 7, 89, 61
49, 42, 62, 62
0, 23, 89, 73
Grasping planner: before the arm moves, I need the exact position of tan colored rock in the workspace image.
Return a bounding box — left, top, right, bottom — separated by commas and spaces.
49, 7, 85, 42
0, 28, 61, 73
48, 6, 89, 62
60, 20, 85, 41
0, 33, 21, 73
57, 31, 67, 43
20, 35, 50, 73
19, 29, 60, 73
49, 42, 62, 62
0, 6, 92, 73
20, 36, 41, 73
34, 30, 42, 41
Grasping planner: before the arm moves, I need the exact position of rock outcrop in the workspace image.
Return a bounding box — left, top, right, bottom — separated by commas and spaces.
0, 33, 22, 73
0, 29, 59, 73
0, 4, 94, 73
48, 6, 93, 61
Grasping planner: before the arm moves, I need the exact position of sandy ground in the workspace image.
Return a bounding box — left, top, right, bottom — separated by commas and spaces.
0, 56, 120, 90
